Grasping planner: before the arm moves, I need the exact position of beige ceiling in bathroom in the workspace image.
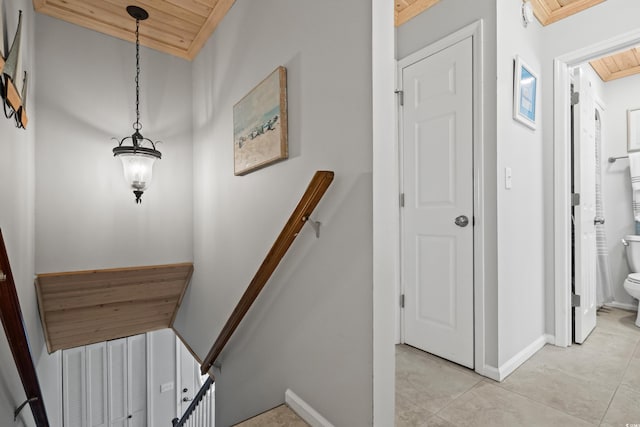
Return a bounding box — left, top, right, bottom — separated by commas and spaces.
590, 47, 640, 82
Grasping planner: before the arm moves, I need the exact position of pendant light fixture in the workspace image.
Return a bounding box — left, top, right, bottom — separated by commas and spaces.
113, 5, 161, 204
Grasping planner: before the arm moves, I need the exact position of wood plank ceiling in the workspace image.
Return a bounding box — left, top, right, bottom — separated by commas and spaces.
590, 47, 640, 82
395, 0, 440, 27
36, 263, 193, 352
531, 0, 606, 26
32, 0, 236, 60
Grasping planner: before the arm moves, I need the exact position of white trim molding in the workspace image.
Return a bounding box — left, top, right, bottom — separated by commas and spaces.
497, 335, 547, 381
285, 389, 334, 427
604, 301, 638, 312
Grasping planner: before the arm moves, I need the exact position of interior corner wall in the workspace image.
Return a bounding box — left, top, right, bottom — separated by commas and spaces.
0, 0, 39, 425
175, 0, 373, 425
495, 0, 546, 367
34, 15, 193, 274
539, 0, 640, 338
600, 72, 640, 306
395, 0, 499, 369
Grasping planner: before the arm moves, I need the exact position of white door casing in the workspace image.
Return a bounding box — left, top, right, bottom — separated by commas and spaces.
400, 36, 474, 368
572, 67, 597, 343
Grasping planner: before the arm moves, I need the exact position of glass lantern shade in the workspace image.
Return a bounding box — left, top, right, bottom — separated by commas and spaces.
113, 141, 161, 204
119, 152, 156, 192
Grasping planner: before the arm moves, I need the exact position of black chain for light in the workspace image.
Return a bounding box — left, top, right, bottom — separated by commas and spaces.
134, 18, 141, 131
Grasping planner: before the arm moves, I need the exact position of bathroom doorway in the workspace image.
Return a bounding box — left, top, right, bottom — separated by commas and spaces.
554, 31, 640, 347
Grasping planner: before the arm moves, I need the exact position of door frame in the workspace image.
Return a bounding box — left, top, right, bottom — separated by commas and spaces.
553, 29, 640, 347
395, 20, 487, 375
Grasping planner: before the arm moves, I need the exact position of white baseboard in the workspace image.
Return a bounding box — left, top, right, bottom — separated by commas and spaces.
495, 335, 547, 382
544, 333, 556, 345
477, 364, 500, 382
604, 301, 638, 312
285, 389, 334, 427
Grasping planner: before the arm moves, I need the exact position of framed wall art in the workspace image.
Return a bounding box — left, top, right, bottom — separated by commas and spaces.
233, 66, 288, 175
513, 55, 538, 129
628, 108, 640, 153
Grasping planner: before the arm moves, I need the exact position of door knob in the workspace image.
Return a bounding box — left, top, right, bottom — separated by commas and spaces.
127, 415, 132, 419
454, 215, 469, 227
183, 397, 193, 402
594, 217, 605, 225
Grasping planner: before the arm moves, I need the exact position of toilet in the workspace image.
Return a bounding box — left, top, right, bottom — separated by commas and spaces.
622, 235, 640, 327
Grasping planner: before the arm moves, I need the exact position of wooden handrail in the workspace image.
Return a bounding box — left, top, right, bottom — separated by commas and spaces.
201, 170, 335, 374
0, 229, 49, 426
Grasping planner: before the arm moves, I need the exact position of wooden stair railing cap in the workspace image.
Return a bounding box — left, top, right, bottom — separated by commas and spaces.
201, 170, 334, 374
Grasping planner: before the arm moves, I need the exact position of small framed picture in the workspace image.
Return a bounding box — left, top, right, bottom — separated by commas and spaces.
513, 55, 538, 129
628, 108, 640, 152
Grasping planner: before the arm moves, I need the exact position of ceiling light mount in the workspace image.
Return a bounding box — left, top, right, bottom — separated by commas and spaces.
126, 5, 148, 21
113, 5, 161, 204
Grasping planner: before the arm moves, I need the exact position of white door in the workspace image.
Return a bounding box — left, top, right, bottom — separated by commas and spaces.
400, 36, 474, 368
572, 67, 597, 343
108, 339, 129, 427
108, 336, 147, 427
178, 340, 199, 415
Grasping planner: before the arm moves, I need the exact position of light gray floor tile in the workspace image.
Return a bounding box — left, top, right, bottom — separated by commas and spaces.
396, 345, 481, 414
499, 357, 616, 423
622, 342, 640, 393
234, 405, 308, 427
395, 308, 640, 427
595, 308, 640, 340
600, 385, 640, 427
437, 381, 594, 427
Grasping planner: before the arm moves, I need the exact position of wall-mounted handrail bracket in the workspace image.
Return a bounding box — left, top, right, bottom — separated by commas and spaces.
14, 397, 38, 421
0, 270, 6, 281
303, 216, 322, 238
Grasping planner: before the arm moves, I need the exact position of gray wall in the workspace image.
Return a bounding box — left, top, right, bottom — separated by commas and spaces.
172, 0, 374, 425
34, 15, 193, 275
0, 0, 39, 425
396, 0, 499, 368
495, 0, 546, 366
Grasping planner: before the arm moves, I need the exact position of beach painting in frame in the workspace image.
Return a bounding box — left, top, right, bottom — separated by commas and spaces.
234, 66, 288, 175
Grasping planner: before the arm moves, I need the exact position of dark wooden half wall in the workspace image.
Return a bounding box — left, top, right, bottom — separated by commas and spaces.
36, 263, 193, 352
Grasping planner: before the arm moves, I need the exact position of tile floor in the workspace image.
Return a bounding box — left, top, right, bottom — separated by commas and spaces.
234, 308, 640, 426
234, 405, 309, 426
397, 307, 640, 426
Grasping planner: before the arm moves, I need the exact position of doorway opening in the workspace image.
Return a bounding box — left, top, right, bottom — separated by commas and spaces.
554, 30, 640, 347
